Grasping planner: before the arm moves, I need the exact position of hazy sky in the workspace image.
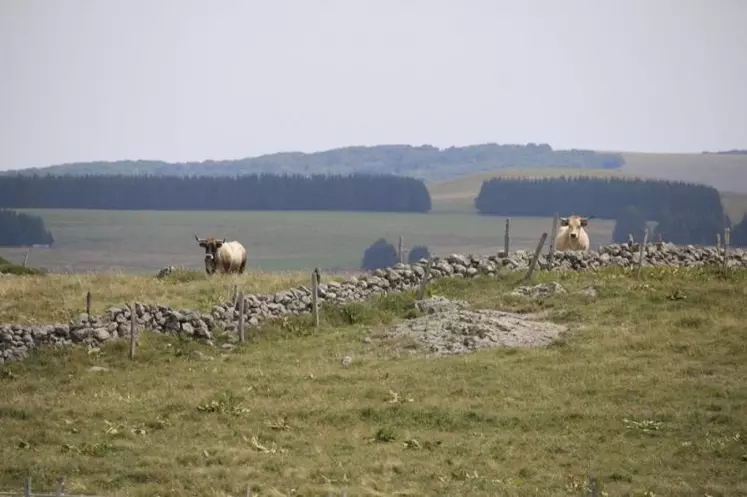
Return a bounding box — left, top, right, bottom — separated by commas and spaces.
1, 0, 745, 170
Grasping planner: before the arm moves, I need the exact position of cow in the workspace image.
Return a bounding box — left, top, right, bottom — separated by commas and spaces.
555, 215, 593, 252
194, 233, 247, 275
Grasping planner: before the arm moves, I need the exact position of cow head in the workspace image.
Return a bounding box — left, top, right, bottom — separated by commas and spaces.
194, 233, 226, 274
559, 215, 593, 240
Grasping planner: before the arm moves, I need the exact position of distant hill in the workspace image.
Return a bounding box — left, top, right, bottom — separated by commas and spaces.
0, 143, 624, 182
427, 152, 747, 222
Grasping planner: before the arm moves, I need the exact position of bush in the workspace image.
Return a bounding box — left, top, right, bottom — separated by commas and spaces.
407, 245, 431, 263
361, 238, 398, 270
612, 205, 648, 243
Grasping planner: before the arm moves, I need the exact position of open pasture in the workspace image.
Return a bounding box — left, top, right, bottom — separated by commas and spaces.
1, 266, 745, 496
0, 209, 616, 275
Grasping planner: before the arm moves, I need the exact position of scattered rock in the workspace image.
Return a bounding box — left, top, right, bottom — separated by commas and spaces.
578, 286, 598, 298
511, 282, 567, 299
88, 366, 109, 372
381, 298, 567, 357
156, 266, 176, 279
341, 356, 353, 367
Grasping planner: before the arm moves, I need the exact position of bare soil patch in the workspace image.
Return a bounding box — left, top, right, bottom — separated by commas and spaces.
377, 296, 568, 357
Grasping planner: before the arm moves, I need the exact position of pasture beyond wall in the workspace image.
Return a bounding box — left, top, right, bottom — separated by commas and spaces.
2, 242, 746, 365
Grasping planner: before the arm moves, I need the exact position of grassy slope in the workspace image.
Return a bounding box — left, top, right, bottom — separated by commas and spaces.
1, 266, 745, 496
428, 153, 747, 221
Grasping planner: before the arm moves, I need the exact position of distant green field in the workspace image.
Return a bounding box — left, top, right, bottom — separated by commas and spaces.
0, 209, 616, 274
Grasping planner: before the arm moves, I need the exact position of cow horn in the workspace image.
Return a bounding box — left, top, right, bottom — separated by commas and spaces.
194, 233, 204, 243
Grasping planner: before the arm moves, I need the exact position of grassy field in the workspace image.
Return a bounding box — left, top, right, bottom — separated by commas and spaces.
428, 152, 747, 221
0, 209, 616, 275
1, 266, 745, 496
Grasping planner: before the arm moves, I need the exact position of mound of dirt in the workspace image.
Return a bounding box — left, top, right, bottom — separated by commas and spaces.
380, 296, 567, 357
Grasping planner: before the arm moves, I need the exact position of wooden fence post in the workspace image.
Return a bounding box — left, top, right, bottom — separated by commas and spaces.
524, 233, 548, 281
232, 285, 239, 306
716, 233, 721, 251
129, 303, 136, 360
503, 218, 510, 256
398, 236, 404, 264
86, 291, 92, 324
416, 258, 434, 300
723, 227, 731, 275
547, 213, 559, 269
238, 292, 245, 344
56, 475, 66, 496
635, 227, 649, 278
311, 270, 320, 327
588, 473, 599, 497
23, 248, 30, 267
24, 476, 31, 497
245, 482, 252, 496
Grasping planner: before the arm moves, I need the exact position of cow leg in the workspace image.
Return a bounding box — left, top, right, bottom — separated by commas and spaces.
239, 259, 246, 274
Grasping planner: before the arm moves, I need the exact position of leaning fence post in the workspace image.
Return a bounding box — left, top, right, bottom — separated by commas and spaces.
398, 236, 404, 264
547, 213, 559, 269
524, 232, 548, 281
311, 270, 320, 327
23, 247, 30, 267
635, 227, 649, 278
238, 292, 245, 344
129, 303, 136, 360
503, 218, 510, 256
245, 483, 252, 496
416, 257, 434, 300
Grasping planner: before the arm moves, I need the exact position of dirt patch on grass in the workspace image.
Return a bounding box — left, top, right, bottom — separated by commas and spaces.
378, 296, 568, 357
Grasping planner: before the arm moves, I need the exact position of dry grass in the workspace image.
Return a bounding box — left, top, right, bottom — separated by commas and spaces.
0, 269, 327, 325
1, 266, 746, 496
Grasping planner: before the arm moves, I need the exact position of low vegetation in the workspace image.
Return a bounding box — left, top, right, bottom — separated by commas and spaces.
1, 266, 745, 496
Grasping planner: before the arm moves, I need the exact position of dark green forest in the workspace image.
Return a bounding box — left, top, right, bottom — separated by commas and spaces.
475, 176, 731, 245
0, 209, 55, 247
0, 173, 432, 213
0, 143, 624, 182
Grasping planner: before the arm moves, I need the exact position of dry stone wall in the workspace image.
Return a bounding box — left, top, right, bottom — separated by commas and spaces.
2, 242, 746, 364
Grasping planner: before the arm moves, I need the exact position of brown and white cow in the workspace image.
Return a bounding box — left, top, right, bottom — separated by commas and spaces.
194, 234, 247, 275
555, 215, 593, 252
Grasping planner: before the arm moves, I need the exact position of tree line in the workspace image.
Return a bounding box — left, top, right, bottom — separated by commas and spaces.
0, 173, 432, 213
2, 142, 625, 183
0, 209, 55, 247
475, 176, 730, 246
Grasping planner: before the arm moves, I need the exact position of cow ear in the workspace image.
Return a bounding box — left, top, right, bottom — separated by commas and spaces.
581, 218, 589, 227
560, 218, 569, 226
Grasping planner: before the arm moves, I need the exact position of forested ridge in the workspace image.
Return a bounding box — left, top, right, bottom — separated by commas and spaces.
1, 143, 624, 182
475, 176, 734, 245
0, 173, 432, 213
0, 209, 55, 247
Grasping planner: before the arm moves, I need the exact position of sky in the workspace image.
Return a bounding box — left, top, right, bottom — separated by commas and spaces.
0, 0, 746, 170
